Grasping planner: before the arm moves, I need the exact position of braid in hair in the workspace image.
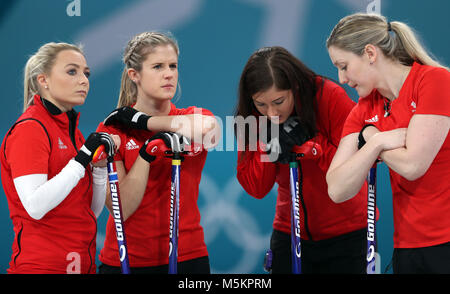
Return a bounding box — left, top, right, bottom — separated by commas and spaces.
117, 32, 180, 107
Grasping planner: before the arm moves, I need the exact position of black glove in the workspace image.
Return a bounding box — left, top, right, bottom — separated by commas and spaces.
139, 132, 190, 163
103, 106, 150, 130
358, 124, 375, 149
266, 117, 314, 164
75, 132, 115, 168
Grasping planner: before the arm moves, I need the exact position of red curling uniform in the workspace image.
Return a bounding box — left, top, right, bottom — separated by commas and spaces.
1, 95, 97, 274
237, 77, 372, 241
97, 103, 211, 267
342, 62, 450, 248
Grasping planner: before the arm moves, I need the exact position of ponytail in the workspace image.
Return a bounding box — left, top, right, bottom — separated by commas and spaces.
389, 21, 448, 70
23, 54, 41, 112
117, 67, 137, 108
327, 13, 448, 71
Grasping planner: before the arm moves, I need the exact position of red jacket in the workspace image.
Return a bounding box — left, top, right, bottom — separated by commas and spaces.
97, 103, 211, 267
237, 78, 370, 241
342, 62, 450, 248
1, 95, 96, 274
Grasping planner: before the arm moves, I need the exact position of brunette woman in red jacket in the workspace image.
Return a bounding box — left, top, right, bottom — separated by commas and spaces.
235, 46, 373, 273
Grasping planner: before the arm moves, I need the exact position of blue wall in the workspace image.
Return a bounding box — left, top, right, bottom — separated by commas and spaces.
0, 0, 448, 274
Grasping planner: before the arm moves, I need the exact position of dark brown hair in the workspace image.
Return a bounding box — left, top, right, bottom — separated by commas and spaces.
235, 46, 320, 149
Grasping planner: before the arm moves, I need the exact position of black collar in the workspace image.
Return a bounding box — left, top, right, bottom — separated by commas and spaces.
41, 97, 78, 118
41, 97, 63, 115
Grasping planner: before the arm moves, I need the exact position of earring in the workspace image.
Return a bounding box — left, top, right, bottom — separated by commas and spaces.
45, 85, 48, 89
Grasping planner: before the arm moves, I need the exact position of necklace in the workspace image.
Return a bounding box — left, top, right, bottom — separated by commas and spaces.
384, 98, 391, 117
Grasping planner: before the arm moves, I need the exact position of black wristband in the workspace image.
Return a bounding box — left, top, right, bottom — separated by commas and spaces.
139, 141, 156, 163
74, 133, 104, 168
135, 113, 151, 130
74, 150, 91, 168
358, 124, 375, 150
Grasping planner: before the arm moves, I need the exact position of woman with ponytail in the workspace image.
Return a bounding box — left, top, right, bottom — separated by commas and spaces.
1, 42, 118, 273
326, 13, 450, 273
96, 32, 219, 274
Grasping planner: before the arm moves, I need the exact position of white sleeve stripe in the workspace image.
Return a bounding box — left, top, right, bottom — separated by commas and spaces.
80, 145, 92, 156
131, 112, 144, 123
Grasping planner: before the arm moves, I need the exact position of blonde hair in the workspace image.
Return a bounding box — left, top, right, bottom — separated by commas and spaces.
23, 42, 84, 112
117, 31, 180, 107
327, 13, 449, 71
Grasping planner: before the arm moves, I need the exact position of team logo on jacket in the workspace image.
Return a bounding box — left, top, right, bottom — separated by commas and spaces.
125, 139, 139, 150
58, 137, 68, 149
365, 115, 378, 123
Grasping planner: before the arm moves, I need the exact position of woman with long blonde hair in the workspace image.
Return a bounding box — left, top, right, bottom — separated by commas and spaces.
96, 32, 219, 274
326, 13, 450, 273
1, 42, 117, 273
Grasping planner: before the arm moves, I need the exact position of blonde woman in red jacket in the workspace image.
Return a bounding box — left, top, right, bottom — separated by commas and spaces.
1, 42, 118, 273
326, 13, 450, 274
96, 32, 220, 274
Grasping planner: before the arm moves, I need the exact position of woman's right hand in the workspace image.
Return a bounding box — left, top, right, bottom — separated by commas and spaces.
169, 114, 217, 139
75, 132, 117, 168
139, 132, 189, 163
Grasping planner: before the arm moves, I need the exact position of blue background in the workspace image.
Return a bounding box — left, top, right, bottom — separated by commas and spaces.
0, 0, 448, 274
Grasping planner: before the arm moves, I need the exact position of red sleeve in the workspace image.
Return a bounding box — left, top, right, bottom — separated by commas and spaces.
6, 120, 51, 178
236, 149, 278, 199
415, 67, 450, 116
322, 83, 356, 146
308, 133, 336, 175
341, 101, 368, 138
312, 80, 356, 173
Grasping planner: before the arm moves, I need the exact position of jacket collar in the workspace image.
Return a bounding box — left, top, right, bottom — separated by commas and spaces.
33, 94, 80, 129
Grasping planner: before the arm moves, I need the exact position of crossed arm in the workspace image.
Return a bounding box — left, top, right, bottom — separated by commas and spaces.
104, 113, 221, 221
326, 114, 450, 203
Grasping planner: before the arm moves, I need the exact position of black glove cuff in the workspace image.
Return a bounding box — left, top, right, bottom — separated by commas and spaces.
74, 151, 91, 168
358, 124, 375, 150
136, 114, 151, 130
139, 145, 156, 163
